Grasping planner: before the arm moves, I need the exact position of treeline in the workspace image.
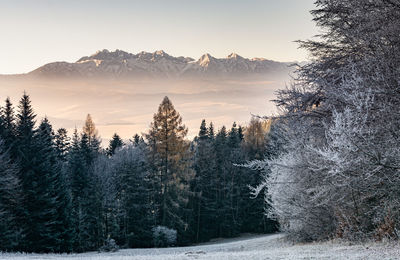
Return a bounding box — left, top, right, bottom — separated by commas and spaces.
0, 95, 277, 253
249, 0, 400, 242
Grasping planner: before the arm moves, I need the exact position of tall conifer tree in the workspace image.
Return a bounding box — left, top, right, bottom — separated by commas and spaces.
35, 118, 73, 252
191, 120, 216, 242
145, 96, 194, 241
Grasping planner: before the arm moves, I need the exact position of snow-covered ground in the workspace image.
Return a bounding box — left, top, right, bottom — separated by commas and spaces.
1, 233, 400, 260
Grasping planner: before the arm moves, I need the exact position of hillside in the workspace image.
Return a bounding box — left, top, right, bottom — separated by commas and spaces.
1, 234, 399, 259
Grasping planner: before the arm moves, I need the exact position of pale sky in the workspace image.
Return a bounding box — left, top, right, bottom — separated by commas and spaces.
0, 0, 317, 74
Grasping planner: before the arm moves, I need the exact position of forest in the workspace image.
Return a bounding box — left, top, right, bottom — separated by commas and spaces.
0, 94, 277, 253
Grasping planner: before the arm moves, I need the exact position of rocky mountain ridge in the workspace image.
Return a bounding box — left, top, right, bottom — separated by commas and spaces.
27, 49, 295, 78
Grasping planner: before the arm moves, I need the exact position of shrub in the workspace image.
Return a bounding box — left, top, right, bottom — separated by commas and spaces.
99, 238, 119, 252
152, 226, 177, 247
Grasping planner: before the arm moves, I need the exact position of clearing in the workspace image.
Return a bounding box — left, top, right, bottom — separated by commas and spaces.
1, 233, 400, 259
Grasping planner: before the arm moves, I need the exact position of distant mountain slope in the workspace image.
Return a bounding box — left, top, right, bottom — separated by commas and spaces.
27, 49, 295, 78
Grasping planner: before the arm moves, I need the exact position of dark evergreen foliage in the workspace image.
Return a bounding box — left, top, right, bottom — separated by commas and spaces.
107, 133, 123, 156
55, 128, 70, 161
112, 144, 154, 247
0, 140, 23, 251
190, 119, 216, 242
0, 94, 279, 253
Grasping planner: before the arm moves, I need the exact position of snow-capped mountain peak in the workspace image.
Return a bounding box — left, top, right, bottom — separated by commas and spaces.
154, 50, 166, 56
198, 53, 216, 67
227, 53, 243, 59
28, 49, 294, 78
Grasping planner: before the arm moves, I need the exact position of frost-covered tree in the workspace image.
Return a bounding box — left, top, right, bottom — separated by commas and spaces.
239, 119, 278, 234
251, 0, 400, 241
90, 154, 116, 246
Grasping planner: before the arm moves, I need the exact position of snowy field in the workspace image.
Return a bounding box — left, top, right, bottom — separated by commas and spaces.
1, 234, 400, 260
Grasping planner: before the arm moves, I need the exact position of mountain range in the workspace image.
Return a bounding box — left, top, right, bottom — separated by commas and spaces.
0, 49, 294, 142
25, 49, 294, 79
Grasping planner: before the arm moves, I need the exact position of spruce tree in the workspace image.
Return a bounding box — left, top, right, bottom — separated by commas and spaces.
225, 123, 243, 236
15, 93, 36, 251
67, 128, 101, 252
67, 129, 88, 251
73, 131, 102, 251
1, 98, 16, 150
55, 128, 70, 161
191, 120, 216, 242
211, 126, 229, 237
14, 95, 66, 252
208, 124, 245, 238
208, 122, 215, 140
35, 118, 73, 252
132, 133, 141, 146
107, 133, 123, 156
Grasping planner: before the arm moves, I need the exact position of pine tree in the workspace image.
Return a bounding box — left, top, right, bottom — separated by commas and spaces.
107, 133, 123, 156
145, 96, 194, 242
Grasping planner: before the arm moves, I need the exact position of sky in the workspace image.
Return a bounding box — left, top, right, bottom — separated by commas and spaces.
0, 0, 318, 74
